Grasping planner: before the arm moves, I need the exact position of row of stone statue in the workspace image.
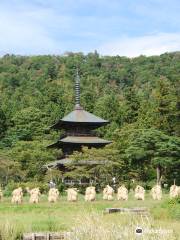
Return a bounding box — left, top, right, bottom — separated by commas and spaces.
0, 184, 179, 204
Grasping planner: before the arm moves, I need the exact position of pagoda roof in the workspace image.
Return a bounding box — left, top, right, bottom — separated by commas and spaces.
44, 158, 108, 168
51, 107, 109, 129
48, 136, 111, 148
60, 136, 111, 144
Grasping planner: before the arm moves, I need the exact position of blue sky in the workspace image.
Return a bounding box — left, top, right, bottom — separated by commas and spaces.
0, 0, 180, 56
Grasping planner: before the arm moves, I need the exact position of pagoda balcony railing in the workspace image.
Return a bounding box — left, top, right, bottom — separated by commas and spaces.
63, 132, 96, 137
62, 179, 94, 186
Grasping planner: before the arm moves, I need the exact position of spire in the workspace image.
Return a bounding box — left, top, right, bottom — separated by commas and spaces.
75, 69, 82, 109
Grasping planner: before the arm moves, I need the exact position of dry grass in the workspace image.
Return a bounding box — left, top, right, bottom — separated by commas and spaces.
0, 213, 177, 240
69, 212, 177, 240
0, 193, 179, 240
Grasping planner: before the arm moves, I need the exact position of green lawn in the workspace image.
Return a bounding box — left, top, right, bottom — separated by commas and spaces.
0, 192, 179, 239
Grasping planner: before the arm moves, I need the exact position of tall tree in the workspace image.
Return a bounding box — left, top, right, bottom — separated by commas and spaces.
0, 106, 7, 139
114, 127, 180, 184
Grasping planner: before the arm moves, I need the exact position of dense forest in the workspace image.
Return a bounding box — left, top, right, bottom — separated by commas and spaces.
0, 52, 179, 191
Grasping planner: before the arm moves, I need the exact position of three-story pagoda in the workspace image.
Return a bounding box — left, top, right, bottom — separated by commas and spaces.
47, 71, 111, 168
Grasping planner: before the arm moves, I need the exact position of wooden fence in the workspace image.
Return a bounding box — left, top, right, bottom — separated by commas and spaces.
23, 232, 71, 240
104, 207, 149, 215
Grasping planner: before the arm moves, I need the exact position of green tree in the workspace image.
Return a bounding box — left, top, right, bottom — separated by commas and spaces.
0, 152, 23, 185
114, 127, 180, 184
68, 145, 123, 187
10, 107, 47, 141
152, 77, 177, 134
8, 140, 59, 181
0, 106, 7, 139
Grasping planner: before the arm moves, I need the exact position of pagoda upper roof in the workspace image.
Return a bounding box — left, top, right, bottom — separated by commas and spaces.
51, 106, 109, 129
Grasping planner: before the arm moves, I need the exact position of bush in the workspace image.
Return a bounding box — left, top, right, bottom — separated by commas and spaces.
3, 181, 19, 197
4, 181, 49, 196
57, 183, 65, 194
160, 196, 180, 220
168, 196, 180, 206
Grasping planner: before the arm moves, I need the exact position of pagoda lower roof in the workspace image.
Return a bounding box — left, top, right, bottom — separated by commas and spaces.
48, 136, 111, 148
51, 107, 109, 129
44, 158, 108, 168
57, 136, 110, 144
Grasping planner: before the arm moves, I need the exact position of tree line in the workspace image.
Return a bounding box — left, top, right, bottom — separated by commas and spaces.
0, 52, 179, 189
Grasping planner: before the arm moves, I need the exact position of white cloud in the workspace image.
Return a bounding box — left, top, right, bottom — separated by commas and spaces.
0, 4, 67, 55
98, 33, 180, 57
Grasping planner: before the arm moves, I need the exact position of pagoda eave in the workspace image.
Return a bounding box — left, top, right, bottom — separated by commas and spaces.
56, 136, 110, 143
50, 108, 109, 130
48, 136, 111, 148
50, 120, 109, 130
44, 158, 108, 168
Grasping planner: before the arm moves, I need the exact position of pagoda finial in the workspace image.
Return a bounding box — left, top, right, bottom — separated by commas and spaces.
75, 69, 82, 109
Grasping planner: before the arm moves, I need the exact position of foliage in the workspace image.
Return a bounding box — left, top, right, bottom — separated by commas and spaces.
113, 127, 180, 182
7, 141, 58, 181
0, 106, 7, 139
68, 145, 123, 187
0, 52, 179, 186
0, 152, 23, 186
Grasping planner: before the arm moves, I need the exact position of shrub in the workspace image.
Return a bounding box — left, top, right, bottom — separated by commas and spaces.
4, 181, 49, 196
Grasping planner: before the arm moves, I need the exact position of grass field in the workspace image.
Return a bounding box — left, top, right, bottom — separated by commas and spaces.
0, 192, 179, 239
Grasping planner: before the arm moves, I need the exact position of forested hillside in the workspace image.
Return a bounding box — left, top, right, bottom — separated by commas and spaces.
0, 52, 179, 188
